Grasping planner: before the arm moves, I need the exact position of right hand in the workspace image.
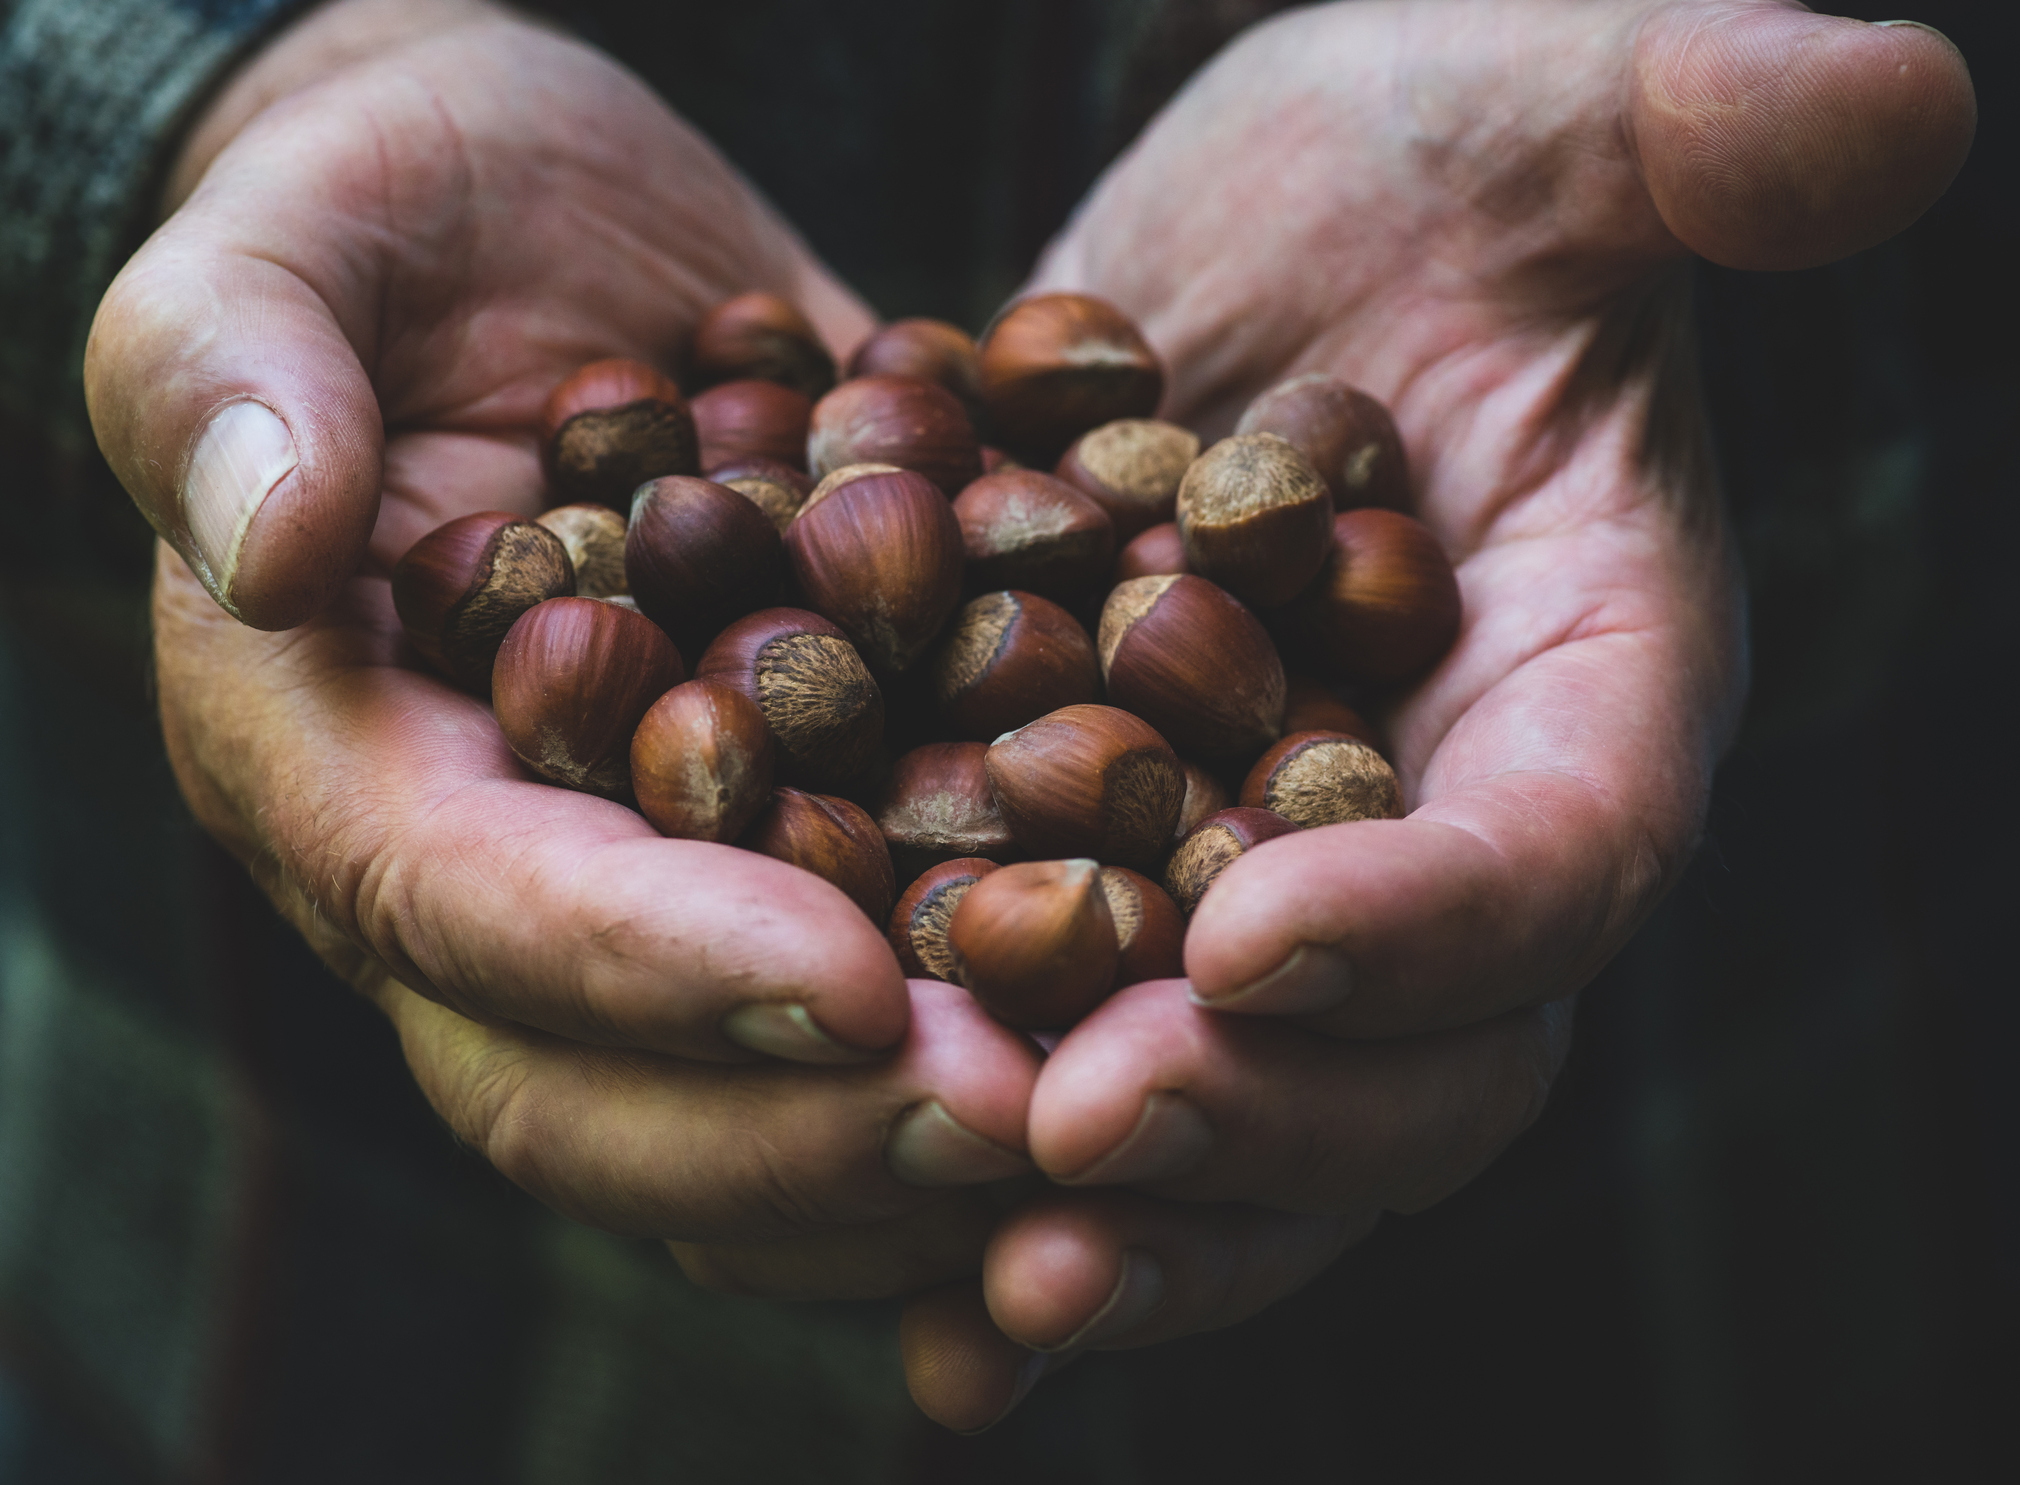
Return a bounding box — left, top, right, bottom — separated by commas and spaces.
102, 0, 1040, 1285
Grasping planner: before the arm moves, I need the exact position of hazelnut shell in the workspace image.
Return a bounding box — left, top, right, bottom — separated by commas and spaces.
875, 741, 1019, 880
1240, 730, 1404, 829
947, 858, 1119, 1028
688, 292, 836, 399
1099, 866, 1186, 987
694, 607, 884, 789
392, 511, 575, 693
1098, 574, 1286, 759
952, 470, 1115, 606
807, 375, 982, 497
848, 320, 982, 409
740, 787, 896, 922
977, 294, 1164, 458
540, 359, 698, 507
1111, 521, 1189, 585
692, 379, 813, 473
784, 468, 964, 673
1175, 433, 1335, 606
1163, 807, 1300, 916
930, 590, 1101, 741
1055, 419, 1200, 542
983, 704, 1184, 870
888, 858, 1002, 980
631, 677, 776, 842
1237, 373, 1409, 511
1293, 508, 1462, 685
536, 503, 628, 598
624, 475, 784, 649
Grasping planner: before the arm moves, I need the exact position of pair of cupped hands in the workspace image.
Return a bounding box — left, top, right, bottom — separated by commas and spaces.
87, 0, 1970, 1430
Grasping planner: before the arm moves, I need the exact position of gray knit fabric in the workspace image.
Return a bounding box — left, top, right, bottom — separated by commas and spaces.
0, 0, 303, 434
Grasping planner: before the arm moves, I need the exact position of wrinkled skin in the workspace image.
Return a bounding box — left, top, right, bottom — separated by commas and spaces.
87, 0, 1972, 1436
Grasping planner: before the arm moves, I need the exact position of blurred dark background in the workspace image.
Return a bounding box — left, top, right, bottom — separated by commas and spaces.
1, 1, 2013, 1480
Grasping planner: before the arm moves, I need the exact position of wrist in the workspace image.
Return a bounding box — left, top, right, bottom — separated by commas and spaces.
162, 0, 512, 215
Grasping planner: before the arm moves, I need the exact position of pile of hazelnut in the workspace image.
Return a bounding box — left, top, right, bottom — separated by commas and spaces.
391, 291, 1459, 1030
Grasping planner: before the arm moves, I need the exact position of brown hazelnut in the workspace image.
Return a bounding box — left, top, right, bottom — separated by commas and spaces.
1175, 433, 1335, 606
1055, 419, 1200, 542
691, 379, 813, 472
784, 468, 964, 673
1173, 760, 1231, 846
980, 447, 1021, 475
1293, 508, 1462, 685
977, 294, 1164, 458
806, 375, 982, 497
705, 456, 812, 533
930, 590, 1101, 741
694, 607, 884, 789
630, 677, 776, 841
951, 470, 1115, 606
740, 787, 896, 922
1098, 574, 1286, 759
688, 291, 836, 399
491, 596, 685, 799
946, 858, 1119, 1028
1237, 373, 1409, 511
392, 512, 575, 693
536, 503, 628, 599
875, 741, 1018, 879
1163, 807, 1300, 916
540, 359, 699, 508
888, 858, 1001, 980
1240, 730, 1404, 829
983, 704, 1184, 870
1099, 867, 1186, 987
624, 475, 784, 649
1111, 521, 1189, 585
1281, 675, 1383, 750
847, 319, 982, 409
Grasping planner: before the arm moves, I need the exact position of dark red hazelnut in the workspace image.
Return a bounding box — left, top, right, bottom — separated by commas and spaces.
785, 468, 964, 673
1098, 574, 1286, 759
888, 858, 1001, 980
393, 512, 575, 693
491, 596, 685, 799
977, 294, 1164, 459
540, 359, 698, 508
1281, 675, 1383, 751
1293, 508, 1462, 686
624, 475, 784, 649
691, 379, 813, 473
1240, 730, 1404, 829
694, 607, 884, 789
847, 319, 982, 410
704, 456, 813, 533
929, 590, 1102, 741
806, 375, 982, 497
952, 470, 1115, 606
1055, 419, 1199, 542
631, 677, 776, 841
1163, 807, 1300, 916
947, 858, 1118, 1028
688, 292, 836, 399
1111, 521, 1189, 585
983, 704, 1184, 870
1175, 433, 1335, 607
1173, 760, 1231, 847
875, 741, 1019, 880
1099, 866, 1186, 986
740, 787, 896, 922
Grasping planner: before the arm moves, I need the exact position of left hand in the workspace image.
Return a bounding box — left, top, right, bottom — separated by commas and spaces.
862, 0, 1973, 1429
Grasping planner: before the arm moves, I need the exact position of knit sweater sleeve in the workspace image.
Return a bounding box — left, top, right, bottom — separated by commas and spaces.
0, 0, 309, 437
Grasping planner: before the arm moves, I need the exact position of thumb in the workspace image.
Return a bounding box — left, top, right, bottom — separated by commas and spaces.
84, 209, 382, 631
1631, 5, 1976, 271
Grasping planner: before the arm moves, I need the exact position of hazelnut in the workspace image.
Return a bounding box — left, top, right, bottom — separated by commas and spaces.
1293, 508, 1461, 685
1281, 675, 1383, 750
930, 590, 1101, 741
392, 511, 575, 693
694, 608, 884, 789
847, 319, 982, 409
1097, 575, 1286, 759
946, 858, 1118, 1028
1163, 807, 1300, 916
1173, 760, 1231, 846
1055, 419, 1199, 541
1111, 521, 1189, 585
540, 359, 698, 507
624, 475, 784, 649
888, 858, 1001, 980
784, 468, 964, 673
1175, 433, 1335, 606
875, 741, 1019, 880
952, 470, 1115, 606
688, 291, 836, 399
536, 503, 628, 599
806, 375, 982, 497
1240, 730, 1404, 829
1237, 373, 1409, 511
1099, 866, 1186, 987
977, 294, 1164, 458
491, 596, 685, 799
705, 456, 812, 534
691, 379, 813, 472
983, 704, 1184, 870
631, 677, 776, 841
980, 447, 1021, 475
740, 787, 896, 922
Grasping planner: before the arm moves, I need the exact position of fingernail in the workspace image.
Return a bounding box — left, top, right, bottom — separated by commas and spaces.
1190, 942, 1352, 1014
1035, 1249, 1166, 1353
1056, 1091, 1212, 1186
182, 401, 298, 610
958, 1350, 1060, 1434
719, 1002, 881, 1065
885, 1100, 1032, 1188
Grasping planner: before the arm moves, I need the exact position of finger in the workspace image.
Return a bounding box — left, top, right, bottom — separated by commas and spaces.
667, 1181, 1038, 1301
900, 1284, 1059, 1434
154, 550, 911, 1062
85, 115, 390, 629
981, 1190, 1368, 1354
1631, 6, 1976, 270
1029, 981, 1573, 1213
374, 977, 1042, 1244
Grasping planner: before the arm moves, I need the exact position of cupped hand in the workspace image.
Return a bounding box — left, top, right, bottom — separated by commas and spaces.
108, 0, 1039, 1289
898, 0, 1974, 1428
